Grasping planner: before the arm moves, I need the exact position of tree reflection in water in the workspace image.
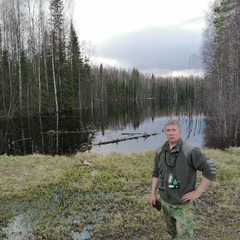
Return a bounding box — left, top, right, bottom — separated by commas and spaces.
0, 102, 237, 156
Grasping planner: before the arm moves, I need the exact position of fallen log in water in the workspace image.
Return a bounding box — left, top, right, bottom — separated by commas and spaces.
42, 130, 95, 135
121, 133, 144, 135
94, 132, 161, 146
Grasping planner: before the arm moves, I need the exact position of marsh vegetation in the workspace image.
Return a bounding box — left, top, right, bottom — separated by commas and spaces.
0, 149, 239, 239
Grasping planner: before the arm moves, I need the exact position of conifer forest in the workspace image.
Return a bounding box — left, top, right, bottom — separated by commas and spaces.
0, 0, 202, 118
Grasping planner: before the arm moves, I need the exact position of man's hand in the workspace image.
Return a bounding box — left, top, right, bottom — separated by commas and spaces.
181, 190, 202, 203
149, 194, 157, 207
182, 176, 212, 203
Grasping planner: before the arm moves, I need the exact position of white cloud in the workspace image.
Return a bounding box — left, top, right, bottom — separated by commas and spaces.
139, 68, 204, 78
74, 0, 210, 44
73, 0, 211, 76
91, 56, 119, 67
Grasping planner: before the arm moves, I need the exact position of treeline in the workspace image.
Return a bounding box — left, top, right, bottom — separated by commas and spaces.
91, 65, 204, 110
0, 0, 203, 119
202, 0, 240, 144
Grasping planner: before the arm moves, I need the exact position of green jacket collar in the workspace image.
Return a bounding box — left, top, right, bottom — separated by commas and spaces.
162, 138, 183, 152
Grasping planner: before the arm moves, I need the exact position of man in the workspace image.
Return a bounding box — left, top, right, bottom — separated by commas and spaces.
149, 119, 217, 240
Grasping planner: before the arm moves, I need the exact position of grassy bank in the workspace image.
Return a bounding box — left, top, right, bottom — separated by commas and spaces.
0, 148, 239, 239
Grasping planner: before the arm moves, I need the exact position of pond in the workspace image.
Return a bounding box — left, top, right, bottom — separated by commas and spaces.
0, 114, 204, 156
0, 101, 238, 156
91, 115, 204, 155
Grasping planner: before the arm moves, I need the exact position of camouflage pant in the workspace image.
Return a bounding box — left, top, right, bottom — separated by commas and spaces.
160, 199, 196, 240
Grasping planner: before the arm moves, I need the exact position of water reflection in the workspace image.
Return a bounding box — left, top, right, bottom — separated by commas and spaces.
203, 116, 240, 150
0, 111, 205, 156
1, 99, 238, 156
91, 116, 204, 155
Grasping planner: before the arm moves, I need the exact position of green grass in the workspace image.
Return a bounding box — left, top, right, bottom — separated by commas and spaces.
0, 149, 239, 239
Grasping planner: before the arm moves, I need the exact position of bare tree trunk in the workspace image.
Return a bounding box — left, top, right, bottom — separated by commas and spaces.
50, 9, 59, 114
51, 39, 59, 114
16, 0, 23, 111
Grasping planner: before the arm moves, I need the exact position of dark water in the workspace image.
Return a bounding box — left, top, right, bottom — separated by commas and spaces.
0, 115, 203, 156
0, 101, 238, 156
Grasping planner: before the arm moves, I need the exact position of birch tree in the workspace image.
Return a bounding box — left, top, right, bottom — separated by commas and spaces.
201, 0, 240, 143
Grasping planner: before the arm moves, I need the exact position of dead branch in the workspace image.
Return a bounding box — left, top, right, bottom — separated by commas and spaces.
94, 132, 161, 146
42, 130, 95, 135
122, 133, 143, 135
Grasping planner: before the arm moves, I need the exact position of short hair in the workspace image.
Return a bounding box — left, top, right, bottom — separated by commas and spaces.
164, 119, 180, 130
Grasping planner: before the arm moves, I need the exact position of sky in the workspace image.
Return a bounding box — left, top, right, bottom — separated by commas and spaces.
73, 0, 212, 77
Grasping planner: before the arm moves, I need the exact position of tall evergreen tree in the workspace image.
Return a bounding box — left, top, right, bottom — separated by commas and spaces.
67, 21, 82, 109
50, 0, 66, 113
0, 25, 3, 110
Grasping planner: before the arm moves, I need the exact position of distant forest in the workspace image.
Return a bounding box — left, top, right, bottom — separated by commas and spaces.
0, 0, 203, 118
0, 0, 240, 143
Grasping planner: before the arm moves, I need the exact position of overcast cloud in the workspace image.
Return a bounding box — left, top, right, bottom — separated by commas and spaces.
96, 23, 203, 76
74, 0, 210, 77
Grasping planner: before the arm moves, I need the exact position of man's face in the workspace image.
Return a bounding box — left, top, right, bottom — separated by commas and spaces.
164, 124, 181, 145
